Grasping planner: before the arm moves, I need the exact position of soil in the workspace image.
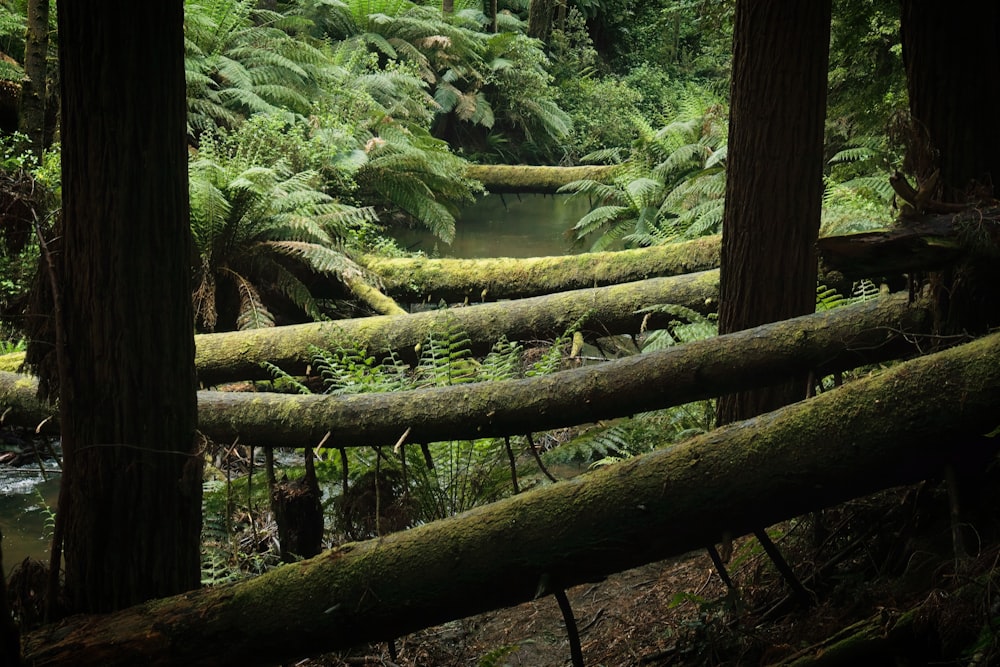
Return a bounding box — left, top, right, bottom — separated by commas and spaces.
301, 478, 1000, 667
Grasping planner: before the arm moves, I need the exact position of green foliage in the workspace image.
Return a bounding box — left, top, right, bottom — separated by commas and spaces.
263, 320, 580, 532
545, 305, 717, 468
561, 88, 727, 250
184, 0, 332, 133
311, 0, 570, 162
189, 125, 378, 331
355, 117, 481, 242
821, 136, 898, 236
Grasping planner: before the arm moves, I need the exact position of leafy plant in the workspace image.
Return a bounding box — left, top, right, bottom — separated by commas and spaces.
561, 89, 727, 250
184, 0, 332, 134
189, 126, 378, 331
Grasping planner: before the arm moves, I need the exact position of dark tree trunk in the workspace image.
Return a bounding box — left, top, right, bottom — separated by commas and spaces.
54, 0, 202, 613
716, 0, 831, 423
899, 2, 1000, 335
527, 0, 555, 41
17, 0, 48, 158
900, 3, 1000, 199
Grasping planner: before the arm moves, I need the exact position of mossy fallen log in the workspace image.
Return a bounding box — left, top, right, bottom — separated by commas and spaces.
361, 222, 972, 305
194, 270, 722, 386
21, 331, 1000, 667
464, 164, 617, 194
358, 235, 721, 303
0, 293, 933, 447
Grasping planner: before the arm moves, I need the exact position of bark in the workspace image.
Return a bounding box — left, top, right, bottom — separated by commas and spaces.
526, 0, 555, 41
900, 3, 1000, 335
816, 213, 969, 279
17, 0, 48, 157
465, 164, 616, 194
195, 270, 721, 385
21, 331, 1000, 667
359, 235, 721, 303
717, 0, 831, 421
341, 273, 406, 316
0, 293, 932, 448
53, 0, 201, 613
194, 294, 932, 449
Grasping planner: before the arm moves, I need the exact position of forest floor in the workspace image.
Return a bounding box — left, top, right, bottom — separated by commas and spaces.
303, 475, 1000, 667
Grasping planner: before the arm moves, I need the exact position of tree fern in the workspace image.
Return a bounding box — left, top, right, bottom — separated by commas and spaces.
190, 128, 378, 331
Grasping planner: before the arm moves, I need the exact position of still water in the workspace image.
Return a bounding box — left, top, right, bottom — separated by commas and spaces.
391, 193, 592, 258
0, 465, 59, 574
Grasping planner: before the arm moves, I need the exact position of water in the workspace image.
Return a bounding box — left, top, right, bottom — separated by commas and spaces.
0, 465, 60, 575
391, 193, 593, 258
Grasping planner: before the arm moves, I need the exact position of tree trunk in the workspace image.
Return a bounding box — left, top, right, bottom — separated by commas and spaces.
196, 270, 722, 385
465, 164, 616, 194
900, 2, 1000, 335
193, 294, 932, 449
526, 0, 555, 41
717, 0, 831, 422
53, 0, 201, 613
359, 235, 721, 303
17, 0, 48, 158
0, 294, 933, 448
21, 331, 1000, 667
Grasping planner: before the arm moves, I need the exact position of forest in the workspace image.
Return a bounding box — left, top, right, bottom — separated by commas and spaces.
0, 0, 999, 665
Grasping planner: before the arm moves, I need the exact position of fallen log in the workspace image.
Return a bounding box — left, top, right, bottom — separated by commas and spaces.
194, 270, 722, 386
464, 164, 617, 194
0, 293, 934, 446
363, 221, 974, 305
358, 235, 721, 303
22, 330, 1000, 667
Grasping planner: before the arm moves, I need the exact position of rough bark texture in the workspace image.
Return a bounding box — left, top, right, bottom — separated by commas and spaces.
195, 270, 722, 385
0, 294, 933, 448
464, 164, 616, 194
54, 0, 202, 613
193, 294, 932, 449
900, 2, 1000, 335
359, 235, 721, 303
21, 331, 1000, 667
17, 0, 48, 157
717, 0, 831, 422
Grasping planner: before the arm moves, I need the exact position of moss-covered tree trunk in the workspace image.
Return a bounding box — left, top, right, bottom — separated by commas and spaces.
464, 164, 616, 194
17, 0, 48, 157
0, 294, 933, 449
195, 270, 722, 385
21, 331, 1000, 667
359, 235, 721, 303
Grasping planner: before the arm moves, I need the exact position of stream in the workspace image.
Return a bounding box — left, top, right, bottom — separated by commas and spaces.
391, 192, 591, 257
0, 193, 591, 575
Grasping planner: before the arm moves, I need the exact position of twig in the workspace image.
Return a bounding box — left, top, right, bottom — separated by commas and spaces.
554, 587, 585, 667
503, 435, 520, 494
525, 433, 557, 483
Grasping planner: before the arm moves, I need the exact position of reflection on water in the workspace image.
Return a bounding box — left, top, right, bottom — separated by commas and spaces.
391, 193, 593, 258
0, 466, 60, 574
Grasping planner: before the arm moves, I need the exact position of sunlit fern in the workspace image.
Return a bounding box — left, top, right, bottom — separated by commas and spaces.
561, 94, 727, 250
189, 129, 377, 331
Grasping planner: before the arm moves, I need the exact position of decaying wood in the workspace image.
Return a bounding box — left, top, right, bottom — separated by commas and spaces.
21, 331, 1000, 667
465, 164, 617, 194
0, 293, 935, 447
193, 270, 722, 386
358, 235, 721, 302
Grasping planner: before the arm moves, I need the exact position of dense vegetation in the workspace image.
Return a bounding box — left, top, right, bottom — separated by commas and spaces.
0, 0, 905, 334
5, 1, 967, 664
